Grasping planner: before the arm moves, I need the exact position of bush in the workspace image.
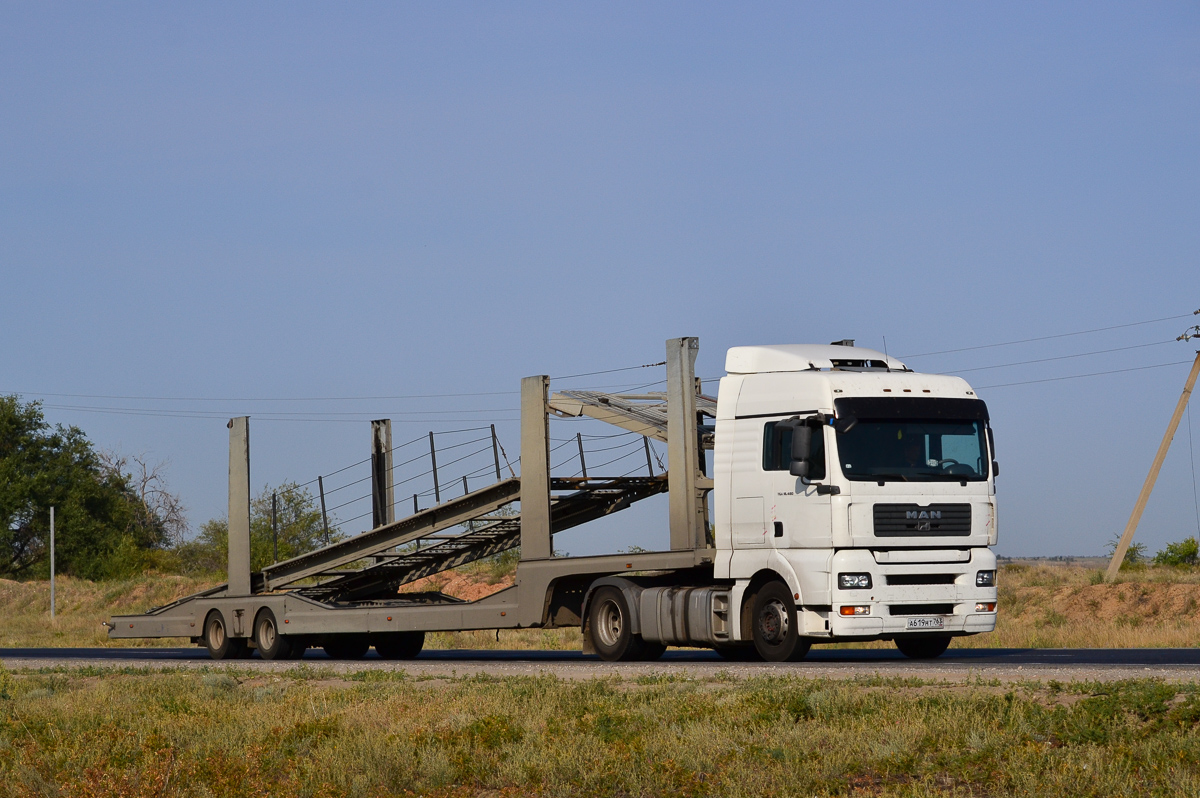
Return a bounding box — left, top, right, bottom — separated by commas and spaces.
1153, 537, 1199, 567
1107, 538, 1147, 569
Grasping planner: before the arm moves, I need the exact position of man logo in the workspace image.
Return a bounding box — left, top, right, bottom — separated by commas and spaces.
907, 509, 940, 532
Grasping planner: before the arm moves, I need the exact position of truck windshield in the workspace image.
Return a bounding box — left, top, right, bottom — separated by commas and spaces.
836, 419, 990, 481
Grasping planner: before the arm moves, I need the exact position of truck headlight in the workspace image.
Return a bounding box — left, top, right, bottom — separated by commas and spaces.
838, 573, 872, 589
976, 570, 996, 587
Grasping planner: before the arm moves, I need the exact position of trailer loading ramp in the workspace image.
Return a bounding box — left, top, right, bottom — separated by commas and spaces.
140, 473, 669, 616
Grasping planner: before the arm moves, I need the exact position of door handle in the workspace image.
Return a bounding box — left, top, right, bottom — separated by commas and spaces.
773, 521, 783, 538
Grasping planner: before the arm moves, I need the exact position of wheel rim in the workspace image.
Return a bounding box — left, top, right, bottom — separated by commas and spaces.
258, 619, 276, 651
596, 599, 623, 648
209, 619, 225, 649
758, 599, 790, 644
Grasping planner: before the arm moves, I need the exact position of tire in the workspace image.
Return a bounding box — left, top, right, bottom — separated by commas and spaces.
323, 635, 371, 660
638, 641, 667, 661
586, 586, 647, 662
287, 637, 309, 660
750, 581, 812, 662
253, 609, 293, 661
373, 631, 425, 660
895, 635, 952, 659
203, 611, 249, 661
714, 644, 762, 662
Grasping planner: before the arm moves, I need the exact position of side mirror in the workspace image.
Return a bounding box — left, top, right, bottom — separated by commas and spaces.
789, 423, 812, 477
831, 415, 858, 433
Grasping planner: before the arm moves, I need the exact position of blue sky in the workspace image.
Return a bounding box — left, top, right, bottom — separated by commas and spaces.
2, 3, 1198, 557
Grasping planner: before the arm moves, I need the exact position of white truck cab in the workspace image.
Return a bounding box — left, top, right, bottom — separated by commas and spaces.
712, 342, 999, 660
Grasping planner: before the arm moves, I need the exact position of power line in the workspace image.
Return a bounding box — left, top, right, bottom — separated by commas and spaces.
900, 311, 1198, 359
976, 359, 1195, 390
941, 340, 1177, 375
6, 376, 672, 407
551, 362, 666, 381
16, 389, 518, 402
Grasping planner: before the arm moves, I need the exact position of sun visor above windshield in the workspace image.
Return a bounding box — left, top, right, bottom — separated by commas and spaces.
725, 344, 908, 374
833, 397, 989, 422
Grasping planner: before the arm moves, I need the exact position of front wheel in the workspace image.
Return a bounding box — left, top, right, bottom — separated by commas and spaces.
751, 581, 811, 662
895, 635, 952, 659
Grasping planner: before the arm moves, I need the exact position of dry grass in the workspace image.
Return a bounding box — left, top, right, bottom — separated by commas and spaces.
7, 562, 1200, 652
0, 667, 1198, 796
0, 575, 214, 648
953, 563, 1200, 650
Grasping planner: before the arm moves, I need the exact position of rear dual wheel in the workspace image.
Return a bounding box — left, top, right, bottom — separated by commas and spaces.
253, 609, 297, 661
586, 586, 664, 662
203, 611, 251, 661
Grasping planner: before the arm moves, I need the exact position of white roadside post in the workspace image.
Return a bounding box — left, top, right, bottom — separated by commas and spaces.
49, 506, 55, 621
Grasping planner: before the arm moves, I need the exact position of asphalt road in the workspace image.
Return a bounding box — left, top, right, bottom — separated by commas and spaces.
2, 646, 1198, 682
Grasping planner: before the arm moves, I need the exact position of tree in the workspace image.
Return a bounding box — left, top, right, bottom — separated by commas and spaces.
1153, 537, 1199, 567
177, 482, 341, 575
0, 395, 178, 579
98, 451, 188, 548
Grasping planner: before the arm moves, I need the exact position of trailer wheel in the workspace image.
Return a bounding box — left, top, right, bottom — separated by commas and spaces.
751, 581, 811, 662
895, 635, 951, 659
323, 635, 370, 660
203, 611, 248, 661
373, 632, 425, 660
253, 609, 293, 660
586, 586, 646, 662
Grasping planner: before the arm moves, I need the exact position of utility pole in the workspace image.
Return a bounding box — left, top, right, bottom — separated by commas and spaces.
1106, 323, 1200, 581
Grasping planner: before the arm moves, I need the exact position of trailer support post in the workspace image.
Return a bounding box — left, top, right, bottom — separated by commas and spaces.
227, 416, 252, 597
429, 432, 441, 504
491, 424, 502, 482
371, 419, 395, 528
520, 375, 552, 560
318, 476, 330, 545
666, 337, 706, 551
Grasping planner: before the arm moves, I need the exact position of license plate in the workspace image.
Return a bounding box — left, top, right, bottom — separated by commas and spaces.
906, 617, 944, 630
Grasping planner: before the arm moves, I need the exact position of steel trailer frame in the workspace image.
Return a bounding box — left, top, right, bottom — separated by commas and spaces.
107, 338, 717, 655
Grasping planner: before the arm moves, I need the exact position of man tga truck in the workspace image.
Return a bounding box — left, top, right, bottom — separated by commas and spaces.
109, 337, 999, 662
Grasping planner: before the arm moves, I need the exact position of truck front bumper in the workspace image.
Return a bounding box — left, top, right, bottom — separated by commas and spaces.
827, 548, 997, 639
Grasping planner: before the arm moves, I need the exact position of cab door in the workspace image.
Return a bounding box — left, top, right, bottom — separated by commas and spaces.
762, 421, 834, 549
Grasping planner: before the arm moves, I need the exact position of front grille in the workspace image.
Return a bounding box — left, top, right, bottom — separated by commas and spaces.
873, 504, 971, 537
889, 603, 954, 616
885, 573, 958, 586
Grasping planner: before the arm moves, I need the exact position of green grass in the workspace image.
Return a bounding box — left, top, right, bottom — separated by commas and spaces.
1, 667, 1199, 796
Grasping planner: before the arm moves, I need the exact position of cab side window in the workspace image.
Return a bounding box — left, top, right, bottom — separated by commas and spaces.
762, 420, 826, 479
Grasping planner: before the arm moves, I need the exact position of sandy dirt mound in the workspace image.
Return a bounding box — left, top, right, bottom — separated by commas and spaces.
1008, 582, 1200, 623
401, 570, 514, 601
